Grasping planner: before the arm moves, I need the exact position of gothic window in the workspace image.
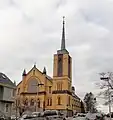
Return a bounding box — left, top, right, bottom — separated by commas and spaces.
57, 83, 60, 90
68, 96, 70, 106
37, 99, 40, 108
6, 104, 8, 112
58, 96, 61, 105
47, 99, 49, 106
60, 82, 62, 90
50, 98, 52, 106
30, 99, 34, 106
57, 54, 63, 77
57, 82, 62, 90
47, 98, 52, 106
68, 56, 71, 78
28, 79, 38, 93
49, 86, 52, 93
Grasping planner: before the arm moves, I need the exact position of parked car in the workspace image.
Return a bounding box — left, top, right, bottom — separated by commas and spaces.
85, 112, 105, 120
43, 110, 65, 120
11, 115, 19, 120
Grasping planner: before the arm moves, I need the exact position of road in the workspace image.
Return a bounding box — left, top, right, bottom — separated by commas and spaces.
66, 117, 113, 120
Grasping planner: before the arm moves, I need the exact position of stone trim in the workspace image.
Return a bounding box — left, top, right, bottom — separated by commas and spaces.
52, 90, 72, 95
20, 91, 46, 95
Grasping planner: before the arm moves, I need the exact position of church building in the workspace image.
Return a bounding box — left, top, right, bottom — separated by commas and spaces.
16, 18, 85, 117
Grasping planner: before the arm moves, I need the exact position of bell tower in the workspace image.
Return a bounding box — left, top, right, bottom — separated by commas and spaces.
52, 17, 72, 113
53, 16, 72, 81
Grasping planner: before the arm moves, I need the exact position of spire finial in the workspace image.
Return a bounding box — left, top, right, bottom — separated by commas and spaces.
34, 62, 36, 67
43, 67, 46, 74
61, 16, 66, 50
22, 69, 26, 76
63, 16, 65, 24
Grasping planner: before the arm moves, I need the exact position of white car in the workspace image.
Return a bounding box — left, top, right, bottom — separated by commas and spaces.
32, 112, 40, 117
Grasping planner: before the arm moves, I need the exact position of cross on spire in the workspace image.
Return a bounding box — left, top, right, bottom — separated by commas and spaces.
61, 16, 66, 50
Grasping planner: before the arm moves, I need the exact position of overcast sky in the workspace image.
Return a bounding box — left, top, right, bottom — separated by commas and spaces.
0, 0, 113, 113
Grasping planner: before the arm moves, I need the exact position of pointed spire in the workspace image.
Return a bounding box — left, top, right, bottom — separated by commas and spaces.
43, 67, 46, 74
34, 62, 36, 68
22, 69, 26, 76
61, 16, 66, 50
14, 80, 16, 85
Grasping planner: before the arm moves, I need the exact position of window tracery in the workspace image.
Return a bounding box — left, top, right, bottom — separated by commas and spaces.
28, 79, 38, 93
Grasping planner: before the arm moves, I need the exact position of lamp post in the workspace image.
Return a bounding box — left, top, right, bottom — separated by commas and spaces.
100, 76, 111, 120
33, 83, 44, 112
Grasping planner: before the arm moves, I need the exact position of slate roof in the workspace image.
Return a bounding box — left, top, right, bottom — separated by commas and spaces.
0, 73, 16, 88
46, 75, 52, 80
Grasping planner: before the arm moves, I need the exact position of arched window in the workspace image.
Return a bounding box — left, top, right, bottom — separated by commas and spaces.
57, 82, 60, 90
50, 98, 52, 106
47, 99, 49, 106
57, 82, 62, 90
60, 82, 62, 90
47, 98, 52, 106
37, 99, 40, 108
28, 79, 38, 93
58, 96, 61, 105
30, 99, 34, 106
68, 96, 70, 106
57, 55, 63, 77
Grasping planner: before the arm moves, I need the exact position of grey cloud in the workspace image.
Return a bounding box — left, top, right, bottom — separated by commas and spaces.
0, 0, 113, 112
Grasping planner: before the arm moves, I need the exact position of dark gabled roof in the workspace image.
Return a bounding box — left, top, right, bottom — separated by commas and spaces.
46, 75, 52, 80
0, 73, 16, 88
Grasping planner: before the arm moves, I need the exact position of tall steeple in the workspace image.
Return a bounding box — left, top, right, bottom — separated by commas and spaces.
57, 16, 69, 54
61, 16, 65, 50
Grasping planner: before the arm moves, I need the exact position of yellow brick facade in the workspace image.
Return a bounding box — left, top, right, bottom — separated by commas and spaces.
16, 18, 85, 117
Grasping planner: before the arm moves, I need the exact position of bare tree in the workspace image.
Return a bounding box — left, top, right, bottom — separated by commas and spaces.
97, 72, 113, 105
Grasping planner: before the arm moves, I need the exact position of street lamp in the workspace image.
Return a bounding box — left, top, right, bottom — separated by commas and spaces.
100, 76, 111, 120
33, 83, 44, 112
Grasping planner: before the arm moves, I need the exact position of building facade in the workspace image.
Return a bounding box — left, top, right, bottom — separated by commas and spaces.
16, 18, 85, 117
0, 73, 16, 117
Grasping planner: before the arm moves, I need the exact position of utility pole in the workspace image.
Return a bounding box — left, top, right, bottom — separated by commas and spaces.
100, 75, 111, 120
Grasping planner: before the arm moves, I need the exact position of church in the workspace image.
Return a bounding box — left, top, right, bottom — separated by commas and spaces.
16, 18, 85, 117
